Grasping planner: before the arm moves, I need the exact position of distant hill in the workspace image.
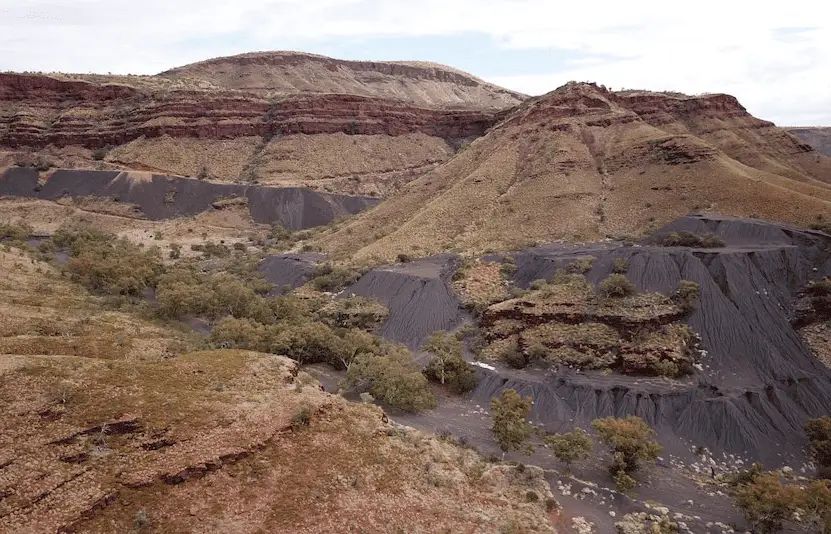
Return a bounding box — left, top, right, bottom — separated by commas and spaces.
315, 83, 831, 260
159, 51, 527, 110
789, 127, 831, 156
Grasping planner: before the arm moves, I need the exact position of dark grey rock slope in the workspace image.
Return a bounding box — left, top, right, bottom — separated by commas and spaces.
0, 168, 379, 229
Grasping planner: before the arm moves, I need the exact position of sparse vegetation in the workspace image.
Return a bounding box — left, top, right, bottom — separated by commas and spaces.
491, 389, 534, 457
591, 416, 661, 492
611, 257, 629, 274
566, 257, 595, 274
661, 231, 725, 248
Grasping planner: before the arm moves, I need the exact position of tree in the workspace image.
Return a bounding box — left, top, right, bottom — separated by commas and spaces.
423, 331, 478, 394
422, 331, 461, 385
807, 417, 831, 479
491, 389, 534, 458
591, 416, 661, 491
544, 428, 592, 473
736, 473, 801, 533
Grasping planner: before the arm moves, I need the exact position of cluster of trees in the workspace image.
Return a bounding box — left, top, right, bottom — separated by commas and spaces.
51, 226, 165, 297
489, 389, 661, 492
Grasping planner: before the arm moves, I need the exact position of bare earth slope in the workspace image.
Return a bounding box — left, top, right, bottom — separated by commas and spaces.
789, 126, 831, 156
159, 51, 527, 109
315, 83, 831, 261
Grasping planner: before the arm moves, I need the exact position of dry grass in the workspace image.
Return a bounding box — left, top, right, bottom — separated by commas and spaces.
453, 260, 511, 310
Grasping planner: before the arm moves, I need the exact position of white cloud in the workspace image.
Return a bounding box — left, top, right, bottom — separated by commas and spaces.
0, 0, 829, 124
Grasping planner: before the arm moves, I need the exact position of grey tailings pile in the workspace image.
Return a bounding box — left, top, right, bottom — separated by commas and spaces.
481, 214, 831, 464
0, 167, 380, 229
345, 254, 466, 350
258, 253, 326, 292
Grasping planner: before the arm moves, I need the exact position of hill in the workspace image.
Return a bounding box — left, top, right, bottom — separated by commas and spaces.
159, 51, 527, 109
789, 126, 831, 156
313, 83, 831, 261
0, 51, 516, 197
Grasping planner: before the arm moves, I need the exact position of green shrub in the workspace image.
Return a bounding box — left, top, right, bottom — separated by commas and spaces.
52, 226, 164, 296
611, 258, 629, 274
310, 263, 362, 292
500, 256, 517, 278
661, 231, 725, 248
544, 428, 593, 472
566, 257, 595, 274
291, 404, 312, 428
598, 274, 636, 298
529, 279, 548, 290
592, 416, 661, 491
674, 280, 701, 311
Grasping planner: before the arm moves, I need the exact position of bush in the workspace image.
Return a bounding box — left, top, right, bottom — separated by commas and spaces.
168, 243, 181, 259
598, 274, 636, 298
807, 417, 831, 478
566, 257, 595, 274
0, 222, 33, 242
233, 242, 247, 252
674, 280, 701, 311
310, 263, 362, 292
347, 345, 436, 412
500, 256, 517, 278
529, 279, 548, 291
611, 258, 629, 274
91, 148, 107, 161
291, 404, 312, 428
491, 389, 534, 456
396, 253, 413, 263
661, 231, 725, 248
318, 296, 388, 330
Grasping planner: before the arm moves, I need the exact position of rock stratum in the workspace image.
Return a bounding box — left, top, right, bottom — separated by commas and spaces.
316, 83, 831, 260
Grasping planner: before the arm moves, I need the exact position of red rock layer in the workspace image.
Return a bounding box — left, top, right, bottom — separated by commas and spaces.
0, 73, 496, 149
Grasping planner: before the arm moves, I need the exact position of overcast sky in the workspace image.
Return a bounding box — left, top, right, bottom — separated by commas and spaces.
1, 1, 829, 125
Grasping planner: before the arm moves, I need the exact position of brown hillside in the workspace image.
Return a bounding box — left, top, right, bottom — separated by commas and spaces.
789, 126, 831, 156
159, 51, 527, 109
0, 247, 556, 533
314, 83, 831, 261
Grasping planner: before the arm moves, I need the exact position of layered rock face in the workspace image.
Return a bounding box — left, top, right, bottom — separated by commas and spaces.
0, 73, 496, 149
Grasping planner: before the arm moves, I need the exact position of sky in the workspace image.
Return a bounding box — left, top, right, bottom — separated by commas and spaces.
1, 1, 829, 125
